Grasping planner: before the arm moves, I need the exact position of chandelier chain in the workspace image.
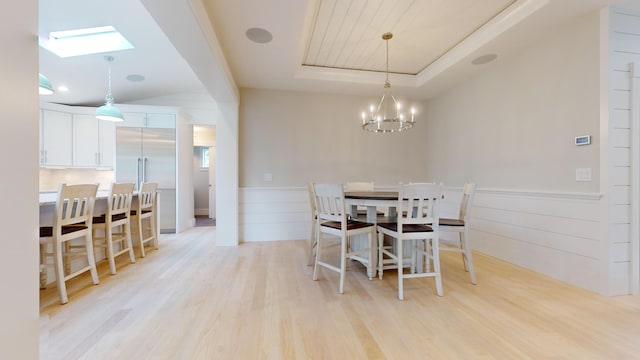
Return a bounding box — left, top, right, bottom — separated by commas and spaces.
385, 37, 389, 84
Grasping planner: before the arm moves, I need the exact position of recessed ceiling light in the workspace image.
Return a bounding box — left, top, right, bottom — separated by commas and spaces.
57, 85, 69, 92
471, 54, 498, 65
126, 74, 145, 82
39, 25, 134, 58
246, 28, 273, 44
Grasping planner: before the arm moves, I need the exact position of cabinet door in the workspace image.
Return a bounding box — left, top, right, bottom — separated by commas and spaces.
119, 112, 147, 128
146, 113, 175, 128
73, 114, 99, 167
99, 120, 116, 167
42, 110, 72, 166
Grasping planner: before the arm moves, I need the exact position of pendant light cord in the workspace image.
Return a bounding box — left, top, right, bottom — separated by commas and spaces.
105, 56, 114, 104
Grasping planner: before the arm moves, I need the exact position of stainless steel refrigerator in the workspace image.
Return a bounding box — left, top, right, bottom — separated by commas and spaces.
115, 127, 176, 233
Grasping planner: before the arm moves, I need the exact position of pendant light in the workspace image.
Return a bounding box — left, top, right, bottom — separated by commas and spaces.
96, 55, 124, 122
361, 32, 415, 133
39, 73, 54, 95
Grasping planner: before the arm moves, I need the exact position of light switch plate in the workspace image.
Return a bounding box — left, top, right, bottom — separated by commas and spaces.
576, 168, 592, 182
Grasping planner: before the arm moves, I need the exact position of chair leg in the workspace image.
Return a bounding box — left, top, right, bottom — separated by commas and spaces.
126, 223, 136, 264
151, 213, 159, 250
367, 228, 374, 280
410, 239, 417, 274
425, 239, 431, 273
461, 229, 477, 285
138, 217, 146, 258
85, 234, 100, 285
63, 242, 71, 276
432, 235, 443, 297
415, 239, 425, 273
312, 233, 321, 281
39, 243, 47, 289
106, 227, 117, 275
307, 220, 317, 266
53, 240, 68, 304
397, 238, 404, 301
458, 232, 468, 271
378, 231, 384, 279
339, 234, 347, 294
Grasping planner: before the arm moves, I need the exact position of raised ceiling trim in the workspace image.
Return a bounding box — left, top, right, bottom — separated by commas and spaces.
295, 0, 549, 88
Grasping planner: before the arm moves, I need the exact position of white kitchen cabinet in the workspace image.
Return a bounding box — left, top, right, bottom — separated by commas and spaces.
40, 109, 73, 166
119, 112, 175, 128
73, 114, 116, 168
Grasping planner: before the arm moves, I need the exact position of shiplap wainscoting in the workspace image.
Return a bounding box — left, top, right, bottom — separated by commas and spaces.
239, 186, 462, 243
240, 187, 311, 242
608, 7, 640, 295
239, 186, 611, 294
470, 189, 603, 294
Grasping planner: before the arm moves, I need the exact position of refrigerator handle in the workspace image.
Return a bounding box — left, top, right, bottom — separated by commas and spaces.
143, 157, 148, 182
137, 157, 142, 190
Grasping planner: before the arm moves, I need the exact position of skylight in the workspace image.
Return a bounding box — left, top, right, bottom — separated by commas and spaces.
39, 26, 134, 58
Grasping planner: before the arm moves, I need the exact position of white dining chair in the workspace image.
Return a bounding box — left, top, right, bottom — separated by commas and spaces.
439, 182, 477, 284
131, 182, 158, 258
39, 183, 100, 304
92, 182, 136, 275
313, 183, 376, 293
376, 183, 443, 300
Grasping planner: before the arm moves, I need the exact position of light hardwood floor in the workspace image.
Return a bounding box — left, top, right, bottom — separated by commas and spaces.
40, 227, 640, 359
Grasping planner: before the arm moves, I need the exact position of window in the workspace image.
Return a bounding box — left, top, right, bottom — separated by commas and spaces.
201, 147, 210, 169
39, 26, 134, 58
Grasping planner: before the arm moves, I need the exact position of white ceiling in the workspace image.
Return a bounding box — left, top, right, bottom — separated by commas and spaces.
39, 0, 636, 107
38, 0, 205, 106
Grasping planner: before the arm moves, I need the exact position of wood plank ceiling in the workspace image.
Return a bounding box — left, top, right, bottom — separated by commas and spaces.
303, 0, 516, 75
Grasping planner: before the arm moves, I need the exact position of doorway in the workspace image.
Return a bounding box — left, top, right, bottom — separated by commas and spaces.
193, 125, 216, 226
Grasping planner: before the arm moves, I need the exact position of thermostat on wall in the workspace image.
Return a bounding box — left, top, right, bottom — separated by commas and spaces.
575, 135, 591, 146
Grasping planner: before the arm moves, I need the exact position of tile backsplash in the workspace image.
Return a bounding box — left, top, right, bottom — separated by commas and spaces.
39, 168, 114, 192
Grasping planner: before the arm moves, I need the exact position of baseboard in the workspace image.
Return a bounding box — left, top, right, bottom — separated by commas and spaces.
195, 208, 209, 216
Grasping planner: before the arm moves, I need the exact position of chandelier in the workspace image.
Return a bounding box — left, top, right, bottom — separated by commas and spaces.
361, 32, 415, 133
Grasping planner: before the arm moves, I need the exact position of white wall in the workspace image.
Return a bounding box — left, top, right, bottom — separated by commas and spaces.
177, 112, 195, 231
423, 11, 608, 293
127, 90, 220, 125
216, 101, 239, 245
239, 88, 430, 187
0, 0, 39, 358
424, 11, 601, 192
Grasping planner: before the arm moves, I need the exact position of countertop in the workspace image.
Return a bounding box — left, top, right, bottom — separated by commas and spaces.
39, 189, 111, 206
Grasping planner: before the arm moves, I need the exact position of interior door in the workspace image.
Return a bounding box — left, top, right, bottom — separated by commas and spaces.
208, 145, 216, 219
